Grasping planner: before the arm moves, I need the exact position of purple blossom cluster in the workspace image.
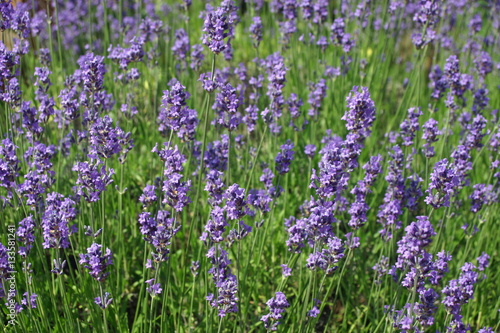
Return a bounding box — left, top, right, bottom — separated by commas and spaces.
138, 210, 181, 264
157, 81, 199, 142
275, 140, 295, 176
330, 18, 355, 53
343, 86, 376, 145
213, 82, 242, 131
41, 192, 78, 249
206, 246, 238, 318
0, 138, 20, 206
378, 146, 405, 240
152, 143, 191, 212
261, 291, 290, 331
79, 243, 113, 282
73, 159, 115, 203
349, 154, 383, 230
202, 7, 232, 54
308, 79, 327, 119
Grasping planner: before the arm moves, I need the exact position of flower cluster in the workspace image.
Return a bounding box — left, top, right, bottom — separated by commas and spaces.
275, 140, 295, 175
16, 215, 35, 257
0, 138, 20, 206
425, 159, 459, 209
343, 86, 376, 145
73, 159, 115, 203
157, 81, 199, 142
152, 143, 191, 212
261, 292, 290, 331
349, 154, 383, 230
206, 246, 238, 318
202, 7, 232, 54
41, 192, 77, 249
138, 210, 181, 264
330, 18, 355, 53
79, 243, 113, 282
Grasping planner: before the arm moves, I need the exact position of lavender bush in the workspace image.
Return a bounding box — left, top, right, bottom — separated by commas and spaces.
0, 0, 499, 332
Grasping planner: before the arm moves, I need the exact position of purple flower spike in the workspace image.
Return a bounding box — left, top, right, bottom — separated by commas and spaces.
261, 292, 290, 331
400, 107, 423, 147
224, 184, 247, 221
304, 144, 317, 159
17, 215, 35, 257
94, 292, 113, 309
249, 16, 263, 48
41, 192, 77, 249
281, 264, 291, 277
79, 243, 113, 282
421, 118, 441, 158
213, 82, 241, 131
158, 81, 198, 142
138, 210, 181, 263
0, 138, 20, 206
275, 140, 295, 175
202, 7, 232, 54
426, 159, 459, 209
343, 86, 376, 145
145, 279, 162, 297
78, 53, 106, 94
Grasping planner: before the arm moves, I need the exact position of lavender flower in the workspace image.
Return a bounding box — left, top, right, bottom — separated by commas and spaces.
172, 29, 190, 69
202, 7, 231, 54
152, 143, 192, 212
203, 206, 228, 243
145, 278, 162, 297
442, 263, 479, 331
16, 215, 35, 257
138, 210, 180, 263
400, 107, 423, 147
73, 159, 115, 203
281, 264, 291, 277
469, 184, 495, 213
249, 16, 263, 48
78, 53, 106, 94
343, 86, 376, 145
107, 38, 144, 70
41, 192, 77, 249
204, 135, 229, 172
378, 146, 405, 240
330, 18, 355, 53
275, 140, 295, 175
472, 88, 489, 115
349, 155, 383, 230
261, 292, 290, 331
79, 243, 113, 282
477, 252, 490, 271
190, 44, 205, 71
206, 246, 238, 317
213, 82, 241, 131
304, 144, 317, 159
474, 51, 493, 79
429, 65, 448, 100
89, 115, 134, 162
425, 159, 459, 209
0, 138, 20, 206
464, 115, 489, 152
468, 14, 482, 34
94, 292, 113, 309
139, 185, 157, 208
224, 184, 247, 220
158, 81, 189, 134
421, 118, 441, 158
308, 79, 327, 118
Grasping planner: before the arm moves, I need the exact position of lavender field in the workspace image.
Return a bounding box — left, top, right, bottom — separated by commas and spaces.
1, 0, 500, 332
